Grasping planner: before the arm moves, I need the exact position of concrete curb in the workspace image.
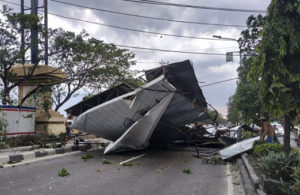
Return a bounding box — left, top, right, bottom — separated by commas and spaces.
239, 154, 266, 195
0, 144, 88, 165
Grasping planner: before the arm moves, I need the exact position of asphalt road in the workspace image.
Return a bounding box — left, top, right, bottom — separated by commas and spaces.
0, 147, 228, 195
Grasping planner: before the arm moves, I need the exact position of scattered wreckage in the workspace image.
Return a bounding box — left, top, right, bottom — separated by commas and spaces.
66, 60, 214, 154
66, 60, 260, 158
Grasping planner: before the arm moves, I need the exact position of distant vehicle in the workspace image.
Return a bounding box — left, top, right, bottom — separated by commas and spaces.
294, 126, 300, 141
271, 122, 284, 137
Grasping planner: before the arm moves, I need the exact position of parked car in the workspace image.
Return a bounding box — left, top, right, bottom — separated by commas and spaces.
271, 122, 284, 137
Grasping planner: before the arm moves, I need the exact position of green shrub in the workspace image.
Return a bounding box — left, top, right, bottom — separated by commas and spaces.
254, 143, 284, 156
292, 165, 300, 193
258, 151, 300, 181
252, 140, 267, 148
0, 114, 8, 149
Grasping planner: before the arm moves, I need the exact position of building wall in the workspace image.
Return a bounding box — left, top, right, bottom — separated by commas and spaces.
0, 105, 35, 137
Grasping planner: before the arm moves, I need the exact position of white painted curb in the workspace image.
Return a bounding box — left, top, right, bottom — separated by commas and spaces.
22, 151, 36, 161
0, 156, 9, 165
44, 149, 56, 156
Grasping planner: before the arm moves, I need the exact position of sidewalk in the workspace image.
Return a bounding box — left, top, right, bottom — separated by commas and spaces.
0, 143, 89, 166
0, 137, 112, 166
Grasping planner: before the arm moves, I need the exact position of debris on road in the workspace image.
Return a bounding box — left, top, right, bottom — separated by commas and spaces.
81, 153, 94, 160
155, 169, 162, 174
122, 162, 133, 166
183, 168, 192, 174
58, 168, 70, 177
67, 60, 211, 154
219, 137, 259, 160
102, 159, 111, 165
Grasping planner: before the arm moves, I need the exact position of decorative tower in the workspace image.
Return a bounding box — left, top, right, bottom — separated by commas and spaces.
10, 0, 67, 135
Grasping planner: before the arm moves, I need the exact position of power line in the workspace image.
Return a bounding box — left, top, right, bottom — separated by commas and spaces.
49, 0, 246, 28
200, 78, 238, 87
49, 12, 232, 41
136, 61, 160, 63
0, 0, 240, 41
123, 0, 266, 14
0, 0, 241, 56
114, 44, 240, 56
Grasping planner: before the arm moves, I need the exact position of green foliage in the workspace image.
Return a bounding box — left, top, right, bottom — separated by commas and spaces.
0, 5, 41, 104
202, 157, 226, 165
81, 153, 93, 160
258, 151, 300, 181
234, 81, 261, 124
102, 159, 111, 165
183, 168, 192, 174
226, 95, 239, 124
254, 143, 284, 156
0, 5, 136, 111
7, 160, 21, 164
122, 162, 133, 166
292, 165, 300, 193
249, 0, 300, 120
58, 168, 70, 177
229, 14, 264, 125
252, 140, 267, 148
0, 111, 8, 149
242, 131, 256, 139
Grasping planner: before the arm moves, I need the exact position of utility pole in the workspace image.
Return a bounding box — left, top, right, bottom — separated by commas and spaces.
21, 0, 25, 64
44, 0, 48, 65
31, 0, 39, 64
20, 0, 48, 65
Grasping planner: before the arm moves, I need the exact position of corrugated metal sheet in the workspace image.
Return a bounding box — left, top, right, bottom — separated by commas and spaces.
70, 60, 210, 153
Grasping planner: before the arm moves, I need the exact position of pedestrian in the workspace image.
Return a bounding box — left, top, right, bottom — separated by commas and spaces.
259, 116, 279, 144
65, 121, 70, 137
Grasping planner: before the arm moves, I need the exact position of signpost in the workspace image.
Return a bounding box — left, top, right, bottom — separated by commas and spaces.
226, 52, 233, 62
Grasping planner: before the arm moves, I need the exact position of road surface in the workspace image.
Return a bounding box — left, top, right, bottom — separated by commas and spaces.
0, 147, 230, 195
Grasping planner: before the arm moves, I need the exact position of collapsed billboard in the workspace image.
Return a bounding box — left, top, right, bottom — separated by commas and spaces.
67, 60, 209, 154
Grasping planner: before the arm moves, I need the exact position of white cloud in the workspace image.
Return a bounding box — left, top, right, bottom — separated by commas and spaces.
207, 63, 239, 78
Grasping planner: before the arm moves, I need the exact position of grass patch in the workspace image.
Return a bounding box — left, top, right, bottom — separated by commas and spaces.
102, 159, 111, 165
233, 182, 240, 185
58, 168, 70, 177
183, 168, 192, 174
122, 162, 133, 166
81, 153, 94, 160
96, 169, 100, 172
7, 160, 21, 164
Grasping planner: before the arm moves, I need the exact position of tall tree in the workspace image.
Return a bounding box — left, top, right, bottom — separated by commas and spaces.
0, 5, 137, 111
227, 95, 239, 125
49, 29, 137, 111
0, 5, 41, 104
249, 0, 300, 155
234, 15, 264, 124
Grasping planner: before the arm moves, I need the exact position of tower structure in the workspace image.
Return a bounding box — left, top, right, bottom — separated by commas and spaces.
10, 0, 67, 135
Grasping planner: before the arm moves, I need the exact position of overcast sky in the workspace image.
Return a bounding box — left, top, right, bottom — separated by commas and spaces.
1, 0, 271, 117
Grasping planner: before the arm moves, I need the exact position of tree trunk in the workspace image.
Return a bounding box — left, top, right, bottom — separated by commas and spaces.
283, 115, 291, 156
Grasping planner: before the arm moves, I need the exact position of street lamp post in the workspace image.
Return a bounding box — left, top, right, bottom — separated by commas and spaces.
213, 35, 241, 66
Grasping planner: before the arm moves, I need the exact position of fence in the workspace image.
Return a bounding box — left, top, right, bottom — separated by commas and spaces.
0, 105, 36, 137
